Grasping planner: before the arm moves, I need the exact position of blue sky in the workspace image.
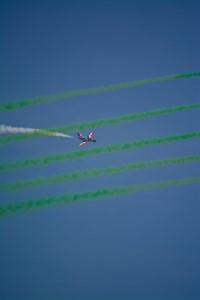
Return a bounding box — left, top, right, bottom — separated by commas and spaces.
0, 1, 200, 299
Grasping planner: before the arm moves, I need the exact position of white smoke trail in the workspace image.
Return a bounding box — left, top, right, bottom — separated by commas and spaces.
52, 132, 73, 138
0, 125, 40, 134
0, 125, 73, 138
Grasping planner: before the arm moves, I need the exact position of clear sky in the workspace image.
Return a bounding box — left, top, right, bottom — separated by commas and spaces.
0, 1, 200, 299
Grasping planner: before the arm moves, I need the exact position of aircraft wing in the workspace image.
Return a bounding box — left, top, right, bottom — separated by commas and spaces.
79, 141, 87, 147
88, 131, 94, 139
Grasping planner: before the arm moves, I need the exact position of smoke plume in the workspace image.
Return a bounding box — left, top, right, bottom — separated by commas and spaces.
0, 176, 199, 217
0, 72, 199, 111
0, 131, 199, 171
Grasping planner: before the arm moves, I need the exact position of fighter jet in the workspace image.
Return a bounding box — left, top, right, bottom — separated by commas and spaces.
76, 131, 96, 147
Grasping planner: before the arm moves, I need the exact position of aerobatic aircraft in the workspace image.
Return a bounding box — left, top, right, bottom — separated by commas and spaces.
76, 131, 96, 147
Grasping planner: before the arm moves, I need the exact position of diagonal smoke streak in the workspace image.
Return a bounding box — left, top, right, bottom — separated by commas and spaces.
0, 72, 199, 112
0, 176, 199, 217
1, 155, 200, 191
1, 103, 200, 146
0, 125, 73, 138
0, 131, 199, 172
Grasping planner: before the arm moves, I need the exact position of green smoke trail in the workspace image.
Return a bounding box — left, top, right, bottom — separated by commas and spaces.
0, 176, 199, 217
0, 72, 199, 112
1, 102, 200, 146
1, 155, 200, 191
0, 132, 199, 172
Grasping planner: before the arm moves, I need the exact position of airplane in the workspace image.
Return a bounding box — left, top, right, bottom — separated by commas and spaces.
76, 131, 96, 147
